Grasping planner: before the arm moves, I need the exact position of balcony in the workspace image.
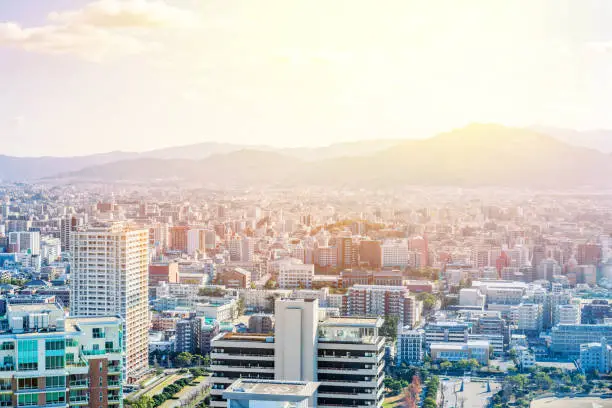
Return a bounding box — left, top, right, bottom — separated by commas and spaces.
69, 380, 89, 389
81, 348, 122, 356
108, 365, 122, 374
108, 380, 121, 388
69, 396, 89, 405
210, 364, 274, 373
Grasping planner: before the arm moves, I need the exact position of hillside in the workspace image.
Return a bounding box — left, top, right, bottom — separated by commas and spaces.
54, 124, 612, 188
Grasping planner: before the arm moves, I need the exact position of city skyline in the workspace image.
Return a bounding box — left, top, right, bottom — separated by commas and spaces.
3, 0, 612, 156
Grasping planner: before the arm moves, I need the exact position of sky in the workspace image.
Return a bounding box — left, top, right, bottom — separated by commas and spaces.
1, 0, 612, 157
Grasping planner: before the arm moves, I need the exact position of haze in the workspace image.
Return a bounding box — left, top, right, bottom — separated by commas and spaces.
2, 0, 612, 156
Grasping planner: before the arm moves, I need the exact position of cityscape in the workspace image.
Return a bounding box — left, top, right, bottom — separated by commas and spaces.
3, 1, 612, 408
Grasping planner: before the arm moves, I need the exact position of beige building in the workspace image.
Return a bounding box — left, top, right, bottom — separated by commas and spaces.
71, 223, 149, 383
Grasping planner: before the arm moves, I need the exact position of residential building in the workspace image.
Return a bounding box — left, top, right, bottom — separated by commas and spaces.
396, 327, 425, 366
0, 303, 123, 407
580, 338, 612, 374
70, 224, 149, 383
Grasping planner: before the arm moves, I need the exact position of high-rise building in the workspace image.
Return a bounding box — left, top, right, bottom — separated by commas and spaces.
210, 299, 385, 408
8, 231, 40, 255
169, 225, 189, 252
71, 224, 149, 383
187, 228, 208, 255
551, 324, 612, 356
0, 303, 123, 407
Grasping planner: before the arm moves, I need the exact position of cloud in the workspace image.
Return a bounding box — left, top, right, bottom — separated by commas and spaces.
12, 115, 25, 130
0, 0, 195, 61
586, 41, 612, 53
48, 0, 196, 29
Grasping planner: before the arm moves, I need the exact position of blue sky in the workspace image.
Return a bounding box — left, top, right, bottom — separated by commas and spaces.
2, 0, 612, 157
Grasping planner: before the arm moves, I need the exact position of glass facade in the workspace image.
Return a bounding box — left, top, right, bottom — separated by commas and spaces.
17, 340, 38, 371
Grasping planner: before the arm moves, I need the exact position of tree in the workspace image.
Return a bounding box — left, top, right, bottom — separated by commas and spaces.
131, 396, 154, 408
440, 361, 452, 372
175, 352, 193, 367
380, 315, 399, 342
416, 292, 436, 311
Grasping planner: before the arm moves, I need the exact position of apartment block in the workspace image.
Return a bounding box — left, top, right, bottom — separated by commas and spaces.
0, 303, 123, 407
70, 224, 149, 383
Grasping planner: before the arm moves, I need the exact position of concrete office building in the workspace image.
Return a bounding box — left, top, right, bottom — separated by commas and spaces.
210, 299, 385, 408
0, 303, 123, 407
551, 324, 612, 356
70, 223, 149, 383
430, 340, 490, 365
278, 260, 314, 289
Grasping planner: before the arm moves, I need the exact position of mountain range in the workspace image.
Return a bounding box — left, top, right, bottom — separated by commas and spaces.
2, 124, 612, 188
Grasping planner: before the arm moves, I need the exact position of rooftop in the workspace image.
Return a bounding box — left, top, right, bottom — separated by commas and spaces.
224, 379, 320, 401
319, 316, 383, 328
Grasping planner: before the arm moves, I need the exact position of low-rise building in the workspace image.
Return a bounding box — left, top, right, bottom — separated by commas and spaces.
430, 340, 490, 365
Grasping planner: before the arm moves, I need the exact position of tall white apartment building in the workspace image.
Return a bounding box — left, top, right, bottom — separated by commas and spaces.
187, 228, 208, 255
8, 231, 40, 255
70, 224, 149, 383
381, 239, 409, 267
278, 259, 314, 289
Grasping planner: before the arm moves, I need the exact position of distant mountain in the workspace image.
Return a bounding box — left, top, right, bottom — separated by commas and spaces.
56, 124, 612, 188
0, 139, 403, 181
530, 126, 612, 153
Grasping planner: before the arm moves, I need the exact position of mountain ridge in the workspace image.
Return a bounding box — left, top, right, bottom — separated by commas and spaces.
47, 124, 612, 188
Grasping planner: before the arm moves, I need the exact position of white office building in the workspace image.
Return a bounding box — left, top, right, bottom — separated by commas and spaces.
210, 299, 385, 408
396, 327, 425, 365
278, 259, 315, 289
381, 239, 410, 268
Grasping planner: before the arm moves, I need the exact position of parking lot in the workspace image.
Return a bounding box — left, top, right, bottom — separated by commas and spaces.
440, 377, 501, 408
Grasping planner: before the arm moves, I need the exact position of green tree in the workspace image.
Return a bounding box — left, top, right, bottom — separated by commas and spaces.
380, 315, 399, 342
416, 292, 437, 311
440, 361, 452, 371
175, 352, 193, 367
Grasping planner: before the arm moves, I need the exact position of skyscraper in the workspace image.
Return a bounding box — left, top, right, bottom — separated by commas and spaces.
71, 223, 149, 383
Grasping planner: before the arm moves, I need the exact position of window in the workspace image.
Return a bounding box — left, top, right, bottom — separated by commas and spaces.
45, 355, 65, 370
65, 338, 78, 347
99, 392, 103, 401
17, 394, 38, 407
0, 342, 14, 350
92, 328, 105, 339
105, 341, 114, 350
17, 378, 38, 390
65, 353, 74, 364
17, 340, 38, 371
46, 376, 65, 388
45, 392, 66, 405
45, 339, 65, 351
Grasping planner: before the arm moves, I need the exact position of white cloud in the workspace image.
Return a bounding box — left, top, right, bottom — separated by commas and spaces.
48, 0, 196, 29
0, 0, 195, 61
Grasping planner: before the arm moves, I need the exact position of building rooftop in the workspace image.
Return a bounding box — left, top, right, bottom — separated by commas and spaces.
217, 332, 275, 342
224, 379, 319, 401
319, 316, 383, 328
